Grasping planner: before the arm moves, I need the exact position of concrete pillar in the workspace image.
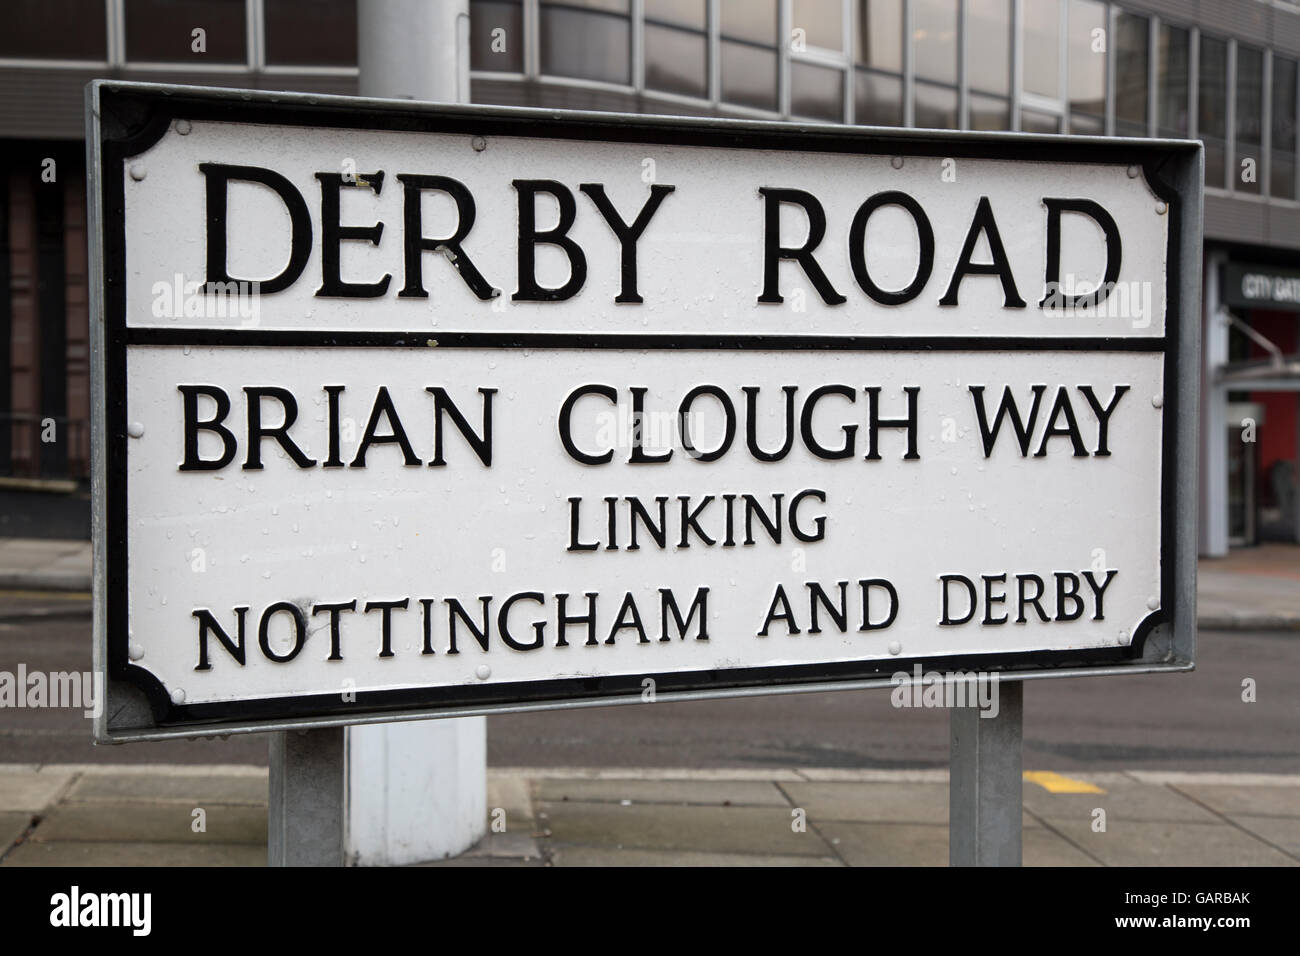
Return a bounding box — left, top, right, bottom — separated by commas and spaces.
346, 0, 486, 866
346, 719, 486, 865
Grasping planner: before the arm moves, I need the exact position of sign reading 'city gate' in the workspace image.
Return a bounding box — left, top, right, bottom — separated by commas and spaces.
88, 82, 1201, 740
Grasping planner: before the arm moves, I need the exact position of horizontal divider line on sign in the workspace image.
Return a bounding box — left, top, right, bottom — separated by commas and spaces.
121, 330, 1169, 352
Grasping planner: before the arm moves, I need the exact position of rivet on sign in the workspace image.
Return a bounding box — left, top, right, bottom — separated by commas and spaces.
1126, 165, 1140, 179
1151, 394, 1164, 408
1118, 629, 1128, 641
171, 688, 186, 704
1147, 596, 1160, 610
888, 641, 902, 656
890, 156, 904, 169
175, 119, 192, 136
475, 664, 491, 680
129, 164, 147, 182
471, 135, 487, 152
1155, 200, 1168, 215
127, 421, 145, 438
128, 642, 145, 661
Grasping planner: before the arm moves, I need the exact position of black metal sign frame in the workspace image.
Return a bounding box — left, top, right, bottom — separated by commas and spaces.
88, 81, 1202, 740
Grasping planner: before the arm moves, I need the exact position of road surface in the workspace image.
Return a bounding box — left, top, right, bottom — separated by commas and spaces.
1, 598, 1294, 773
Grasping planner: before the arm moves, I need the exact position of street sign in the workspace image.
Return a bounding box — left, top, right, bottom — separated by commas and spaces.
88, 81, 1201, 741
1223, 262, 1300, 312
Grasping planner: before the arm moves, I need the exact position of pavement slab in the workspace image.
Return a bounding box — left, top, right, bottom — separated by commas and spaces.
34, 803, 266, 844
1046, 819, 1298, 867
0, 812, 33, 853
535, 778, 789, 807
457, 830, 543, 861
549, 844, 842, 866
813, 821, 949, 866
65, 771, 268, 806
2, 840, 265, 867
1023, 827, 1103, 866
782, 781, 951, 824
1230, 815, 1300, 857
1169, 784, 1300, 818
536, 800, 832, 857
1024, 780, 1220, 823
486, 774, 535, 825
0, 767, 76, 812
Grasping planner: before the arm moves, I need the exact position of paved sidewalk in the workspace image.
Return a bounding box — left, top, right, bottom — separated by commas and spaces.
2, 538, 1297, 628
1197, 544, 1300, 630
0, 764, 1295, 866
0, 540, 95, 594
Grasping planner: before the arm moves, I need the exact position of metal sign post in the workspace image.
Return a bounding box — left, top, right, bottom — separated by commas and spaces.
950, 681, 1024, 866
268, 727, 345, 867
86, 80, 1201, 867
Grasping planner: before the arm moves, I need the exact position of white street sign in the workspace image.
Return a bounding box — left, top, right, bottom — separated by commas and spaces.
88, 82, 1201, 739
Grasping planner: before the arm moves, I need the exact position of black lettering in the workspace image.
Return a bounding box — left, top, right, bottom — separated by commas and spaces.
179, 385, 237, 471
244, 386, 316, 469
757, 188, 846, 305
513, 180, 587, 301
579, 183, 675, 303
397, 174, 494, 299
201, 163, 311, 295
194, 606, 247, 670
315, 171, 391, 298
849, 191, 935, 305
939, 196, 1025, 308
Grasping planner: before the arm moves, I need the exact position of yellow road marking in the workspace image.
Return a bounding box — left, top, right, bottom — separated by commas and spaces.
1023, 771, 1106, 794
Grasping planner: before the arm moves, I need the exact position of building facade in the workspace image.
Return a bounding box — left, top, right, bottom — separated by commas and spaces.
0, 0, 1297, 553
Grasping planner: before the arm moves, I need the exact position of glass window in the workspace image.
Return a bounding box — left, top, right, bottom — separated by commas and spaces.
1235, 44, 1263, 194
646, 0, 705, 29
912, 0, 957, 86
855, 69, 902, 126
645, 0, 707, 97
856, 0, 902, 73
1022, 0, 1061, 98
1021, 108, 1061, 134
1114, 11, 1149, 137
539, 0, 631, 85
721, 0, 778, 111
1068, 0, 1106, 134
721, 42, 778, 110
125, 0, 247, 63
266, 0, 356, 67
721, 0, 776, 46
1199, 35, 1228, 187
967, 0, 1010, 96
1156, 23, 1190, 138
914, 81, 957, 129
645, 25, 707, 98
1, 0, 107, 59
791, 62, 845, 121
1273, 56, 1298, 200
969, 92, 1010, 130
793, 0, 842, 51
470, 0, 524, 72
